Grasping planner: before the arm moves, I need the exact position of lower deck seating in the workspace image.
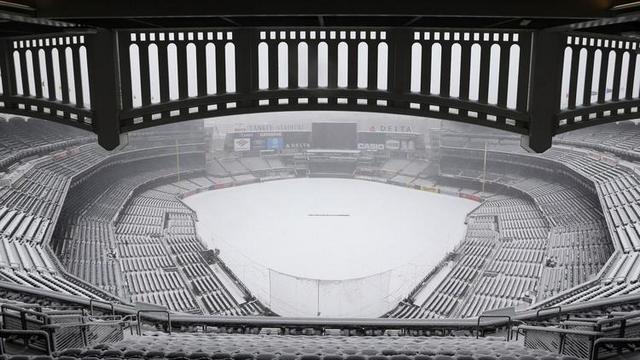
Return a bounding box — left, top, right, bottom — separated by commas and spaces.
0, 121, 215, 300
114, 178, 264, 316
437, 137, 626, 304
539, 225, 612, 298
0, 268, 105, 299
437, 127, 640, 309
389, 196, 549, 319
457, 199, 548, 317
0, 145, 113, 297
52, 154, 204, 297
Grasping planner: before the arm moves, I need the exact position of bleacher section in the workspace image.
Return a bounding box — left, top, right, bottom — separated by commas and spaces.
536, 147, 640, 304
0, 143, 114, 299
436, 124, 640, 312
52, 154, 204, 296
0, 119, 208, 303
390, 196, 549, 319
209, 156, 296, 181
114, 179, 264, 315
0, 117, 95, 172
555, 121, 640, 161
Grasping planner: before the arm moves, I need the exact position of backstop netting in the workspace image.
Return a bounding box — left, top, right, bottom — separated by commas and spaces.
210, 236, 435, 317
268, 269, 400, 317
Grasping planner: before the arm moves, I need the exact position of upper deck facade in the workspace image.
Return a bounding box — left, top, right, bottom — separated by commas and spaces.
0, 0, 639, 152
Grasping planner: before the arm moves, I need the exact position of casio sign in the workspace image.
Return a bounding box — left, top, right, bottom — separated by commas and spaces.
357, 143, 385, 150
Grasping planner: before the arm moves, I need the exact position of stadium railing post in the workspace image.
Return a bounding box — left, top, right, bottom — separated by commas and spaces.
521, 30, 564, 153
476, 315, 512, 341
0, 38, 15, 112
89, 298, 116, 316
389, 28, 412, 110
136, 310, 172, 335
87, 28, 121, 151
536, 305, 563, 323
234, 28, 258, 110
0, 329, 51, 356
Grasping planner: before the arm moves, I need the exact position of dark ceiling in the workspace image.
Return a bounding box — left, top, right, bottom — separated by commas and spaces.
0, 0, 639, 36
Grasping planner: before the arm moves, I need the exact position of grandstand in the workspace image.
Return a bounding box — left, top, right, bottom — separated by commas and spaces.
434, 124, 640, 307
114, 179, 265, 315
2, 115, 640, 357
0, 117, 95, 173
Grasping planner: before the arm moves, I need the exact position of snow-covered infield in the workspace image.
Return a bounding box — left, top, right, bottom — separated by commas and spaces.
184, 178, 478, 317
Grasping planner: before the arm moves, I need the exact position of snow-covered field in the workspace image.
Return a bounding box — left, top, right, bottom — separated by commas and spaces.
184, 178, 477, 317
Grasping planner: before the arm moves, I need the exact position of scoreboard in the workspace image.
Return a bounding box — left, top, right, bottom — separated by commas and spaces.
311, 123, 358, 150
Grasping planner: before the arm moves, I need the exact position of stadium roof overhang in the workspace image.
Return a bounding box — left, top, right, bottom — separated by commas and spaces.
2, 0, 640, 33
0, 0, 639, 152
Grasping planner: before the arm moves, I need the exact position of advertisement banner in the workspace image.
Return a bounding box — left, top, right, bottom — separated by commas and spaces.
357, 132, 387, 151
283, 132, 312, 149
421, 186, 440, 193
252, 138, 267, 151
357, 143, 385, 151
266, 137, 284, 150
233, 138, 251, 152
459, 193, 482, 202
385, 139, 401, 150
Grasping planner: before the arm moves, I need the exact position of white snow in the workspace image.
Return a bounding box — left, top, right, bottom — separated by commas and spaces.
184, 178, 477, 316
